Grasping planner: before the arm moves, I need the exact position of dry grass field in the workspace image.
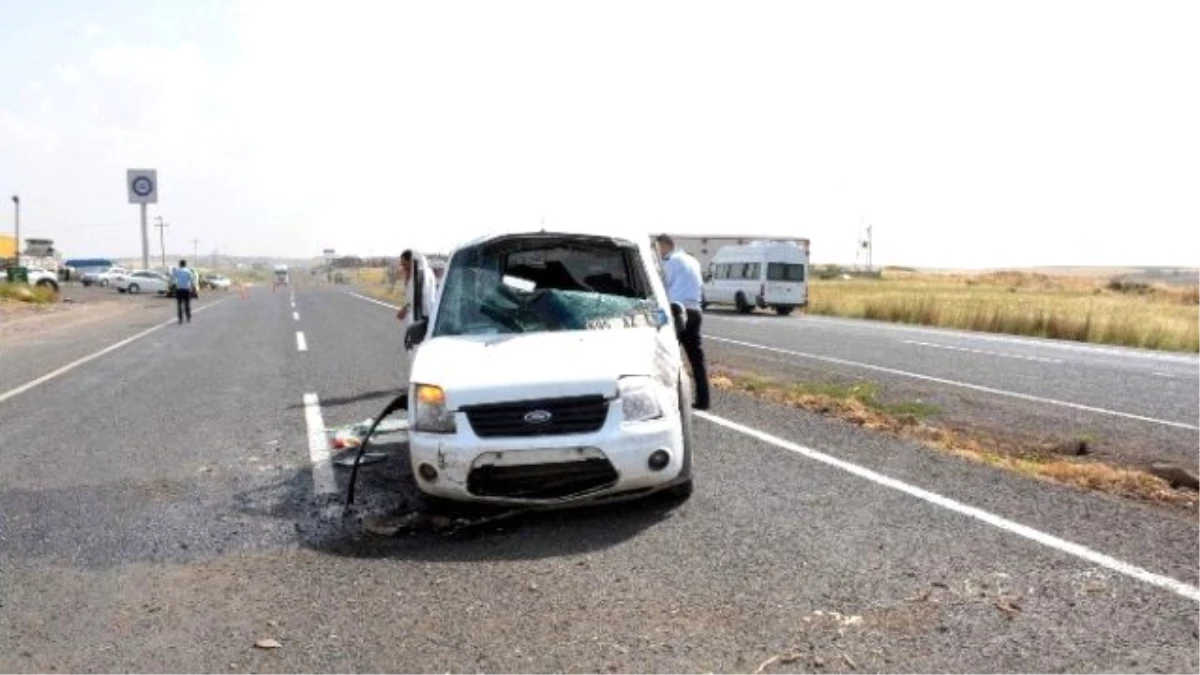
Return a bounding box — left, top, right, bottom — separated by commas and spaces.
0, 282, 58, 304
808, 269, 1199, 352
351, 267, 403, 303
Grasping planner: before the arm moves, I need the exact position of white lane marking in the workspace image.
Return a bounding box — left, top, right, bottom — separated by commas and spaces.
1152, 372, 1174, 378
695, 410, 1200, 602
711, 313, 1200, 365
348, 291, 399, 310
303, 393, 336, 495
0, 298, 232, 405
296, 331, 307, 352
708, 336, 1200, 431
904, 340, 1064, 364
293, 311, 300, 321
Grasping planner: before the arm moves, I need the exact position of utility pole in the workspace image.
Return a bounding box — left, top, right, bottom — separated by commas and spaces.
191, 238, 198, 262
10, 195, 19, 267
866, 224, 873, 273
154, 216, 168, 269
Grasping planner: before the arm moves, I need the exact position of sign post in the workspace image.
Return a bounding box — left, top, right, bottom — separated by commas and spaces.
323, 248, 335, 282
127, 169, 158, 270
10, 195, 19, 267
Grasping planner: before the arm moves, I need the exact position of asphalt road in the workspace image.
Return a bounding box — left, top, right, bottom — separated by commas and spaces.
1, 284, 1197, 673
703, 311, 1200, 429
701, 310, 1200, 471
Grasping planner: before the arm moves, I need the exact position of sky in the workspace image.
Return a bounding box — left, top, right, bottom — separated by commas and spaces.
1, 0, 1197, 268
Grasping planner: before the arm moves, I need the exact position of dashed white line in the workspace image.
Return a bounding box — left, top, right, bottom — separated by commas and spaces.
0, 298, 232, 405
696, 410, 1200, 602
707, 335, 1199, 430
904, 339, 1063, 364
303, 393, 336, 495
296, 331, 308, 352
293, 311, 300, 321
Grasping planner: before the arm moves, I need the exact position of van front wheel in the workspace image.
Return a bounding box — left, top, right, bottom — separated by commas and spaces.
735, 292, 752, 314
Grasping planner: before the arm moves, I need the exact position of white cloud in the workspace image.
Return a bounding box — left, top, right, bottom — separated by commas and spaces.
82, 23, 105, 40
53, 66, 82, 87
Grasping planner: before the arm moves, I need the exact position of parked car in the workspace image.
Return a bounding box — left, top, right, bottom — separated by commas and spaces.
117, 270, 171, 295
81, 266, 129, 287
25, 267, 60, 293
401, 229, 694, 508
200, 273, 231, 290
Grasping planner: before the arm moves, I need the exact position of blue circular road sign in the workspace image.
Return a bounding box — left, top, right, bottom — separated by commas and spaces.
131, 176, 154, 197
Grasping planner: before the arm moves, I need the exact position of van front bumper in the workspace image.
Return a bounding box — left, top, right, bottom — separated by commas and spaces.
409, 411, 686, 507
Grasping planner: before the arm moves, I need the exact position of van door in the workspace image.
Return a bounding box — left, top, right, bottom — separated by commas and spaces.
764, 261, 806, 305
703, 262, 729, 305
737, 261, 762, 308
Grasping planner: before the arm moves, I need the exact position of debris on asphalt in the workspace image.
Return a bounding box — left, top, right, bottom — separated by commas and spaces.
333, 451, 389, 467
755, 651, 802, 674
253, 639, 282, 650
842, 653, 858, 670
328, 417, 409, 452
906, 588, 933, 603
994, 597, 1022, 618
360, 508, 528, 536
362, 512, 424, 536
1148, 462, 1200, 491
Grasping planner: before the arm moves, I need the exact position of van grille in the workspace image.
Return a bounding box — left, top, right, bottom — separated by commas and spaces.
462, 395, 610, 438
467, 459, 619, 499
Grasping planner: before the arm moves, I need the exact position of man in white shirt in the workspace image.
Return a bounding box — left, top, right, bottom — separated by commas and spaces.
396, 249, 438, 350
655, 234, 710, 410
171, 259, 198, 324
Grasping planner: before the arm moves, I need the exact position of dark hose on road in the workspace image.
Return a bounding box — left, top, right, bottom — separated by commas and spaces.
344, 391, 409, 514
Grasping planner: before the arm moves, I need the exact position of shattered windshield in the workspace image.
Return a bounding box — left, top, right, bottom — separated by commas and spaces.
433, 237, 661, 337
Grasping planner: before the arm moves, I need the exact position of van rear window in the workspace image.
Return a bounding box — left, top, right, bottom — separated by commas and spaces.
767, 263, 805, 282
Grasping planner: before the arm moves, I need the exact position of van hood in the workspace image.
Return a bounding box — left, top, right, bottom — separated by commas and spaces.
411, 328, 680, 409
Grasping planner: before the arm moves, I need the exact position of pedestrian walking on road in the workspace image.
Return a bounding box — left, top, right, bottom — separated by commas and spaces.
172, 259, 198, 324
656, 234, 710, 410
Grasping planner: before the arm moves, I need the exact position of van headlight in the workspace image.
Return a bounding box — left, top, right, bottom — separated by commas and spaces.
620, 376, 664, 422
413, 384, 457, 433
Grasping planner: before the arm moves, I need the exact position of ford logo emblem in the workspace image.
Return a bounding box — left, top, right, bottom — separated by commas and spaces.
523, 409, 553, 424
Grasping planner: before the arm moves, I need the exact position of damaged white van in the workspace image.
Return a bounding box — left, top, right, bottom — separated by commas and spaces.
402, 230, 694, 507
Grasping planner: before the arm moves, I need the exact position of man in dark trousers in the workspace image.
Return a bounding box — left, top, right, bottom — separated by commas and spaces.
655, 234, 710, 410
171, 259, 197, 324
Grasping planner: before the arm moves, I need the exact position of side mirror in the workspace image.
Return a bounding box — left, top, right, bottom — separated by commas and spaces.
405, 319, 429, 350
